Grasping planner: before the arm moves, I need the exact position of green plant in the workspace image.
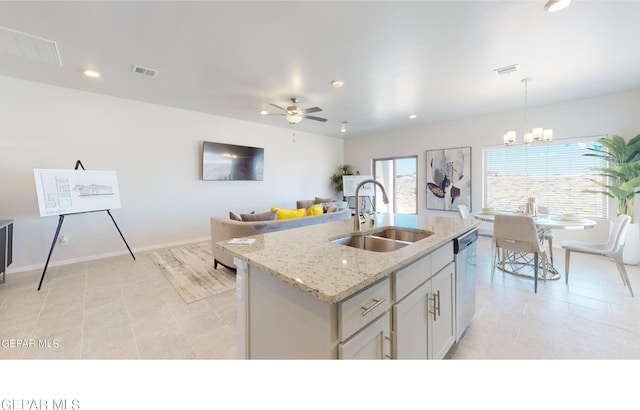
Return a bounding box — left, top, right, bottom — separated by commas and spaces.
330, 164, 353, 195
584, 134, 640, 223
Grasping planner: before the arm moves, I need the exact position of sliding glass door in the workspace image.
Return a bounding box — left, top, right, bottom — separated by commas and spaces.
373, 156, 417, 214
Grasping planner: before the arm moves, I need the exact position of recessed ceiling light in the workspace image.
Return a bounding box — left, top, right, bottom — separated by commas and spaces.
83, 69, 101, 78
331, 80, 344, 88
544, 0, 571, 12
408, 114, 417, 119
259, 110, 268, 115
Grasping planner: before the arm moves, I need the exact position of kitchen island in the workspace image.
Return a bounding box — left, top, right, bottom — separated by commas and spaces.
219, 213, 479, 359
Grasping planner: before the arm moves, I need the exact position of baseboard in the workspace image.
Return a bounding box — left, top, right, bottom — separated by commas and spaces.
5, 236, 211, 275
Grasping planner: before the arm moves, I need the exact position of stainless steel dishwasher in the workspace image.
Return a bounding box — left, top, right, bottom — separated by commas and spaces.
454, 227, 478, 343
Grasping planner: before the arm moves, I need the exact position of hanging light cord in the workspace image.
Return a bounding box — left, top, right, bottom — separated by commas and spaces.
523, 78, 529, 136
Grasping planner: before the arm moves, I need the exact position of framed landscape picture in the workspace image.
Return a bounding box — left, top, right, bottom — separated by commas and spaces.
426, 146, 471, 211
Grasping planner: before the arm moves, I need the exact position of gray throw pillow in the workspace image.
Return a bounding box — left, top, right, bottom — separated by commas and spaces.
315, 196, 334, 204
240, 210, 278, 221
229, 211, 242, 221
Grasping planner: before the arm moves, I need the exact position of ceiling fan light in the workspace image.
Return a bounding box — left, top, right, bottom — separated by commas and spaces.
545, 0, 571, 12
286, 112, 302, 124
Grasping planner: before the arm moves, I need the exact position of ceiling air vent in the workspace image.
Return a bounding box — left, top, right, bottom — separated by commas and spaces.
494, 64, 518, 76
0, 25, 62, 66
131, 65, 157, 77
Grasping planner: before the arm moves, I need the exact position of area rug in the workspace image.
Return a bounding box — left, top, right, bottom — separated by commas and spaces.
148, 241, 236, 304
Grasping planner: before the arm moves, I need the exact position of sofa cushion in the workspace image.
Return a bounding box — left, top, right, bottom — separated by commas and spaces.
271, 207, 306, 220
240, 210, 278, 221
229, 211, 242, 221
305, 203, 324, 216
315, 196, 334, 204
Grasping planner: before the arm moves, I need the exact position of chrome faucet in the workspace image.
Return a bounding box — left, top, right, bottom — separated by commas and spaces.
354, 179, 389, 231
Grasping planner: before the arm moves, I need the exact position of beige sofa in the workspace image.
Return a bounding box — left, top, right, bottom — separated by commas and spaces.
211, 208, 351, 270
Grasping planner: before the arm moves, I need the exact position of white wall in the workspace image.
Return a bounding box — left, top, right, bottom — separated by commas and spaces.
345, 89, 640, 245
0, 76, 344, 272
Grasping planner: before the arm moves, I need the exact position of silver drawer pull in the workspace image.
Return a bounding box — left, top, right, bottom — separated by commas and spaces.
361, 297, 386, 316
428, 294, 437, 321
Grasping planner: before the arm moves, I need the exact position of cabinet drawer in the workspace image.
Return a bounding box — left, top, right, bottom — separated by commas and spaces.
339, 277, 390, 341
394, 254, 430, 302
431, 241, 453, 274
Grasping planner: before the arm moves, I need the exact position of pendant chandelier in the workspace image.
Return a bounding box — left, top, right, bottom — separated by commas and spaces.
503, 77, 553, 145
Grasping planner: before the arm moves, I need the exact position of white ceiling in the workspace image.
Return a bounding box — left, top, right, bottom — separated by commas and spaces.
1, 1, 639, 139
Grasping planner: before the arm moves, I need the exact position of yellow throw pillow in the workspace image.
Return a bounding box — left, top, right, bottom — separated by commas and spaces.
271, 207, 306, 220
305, 203, 323, 216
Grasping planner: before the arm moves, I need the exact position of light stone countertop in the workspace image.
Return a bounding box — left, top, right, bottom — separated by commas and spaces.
218, 213, 479, 304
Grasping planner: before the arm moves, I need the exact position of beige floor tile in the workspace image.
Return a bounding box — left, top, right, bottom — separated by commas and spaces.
2, 237, 640, 360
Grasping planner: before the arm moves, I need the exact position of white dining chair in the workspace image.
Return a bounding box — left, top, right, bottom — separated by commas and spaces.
492, 214, 549, 293
561, 214, 634, 297
457, 204, 493, 237
538, 206, 555, 264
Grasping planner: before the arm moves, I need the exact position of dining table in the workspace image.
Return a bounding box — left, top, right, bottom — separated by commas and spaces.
474, 209, 597, 280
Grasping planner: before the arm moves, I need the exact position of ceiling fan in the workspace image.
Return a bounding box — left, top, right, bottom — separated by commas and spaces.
268, 97, 327, 124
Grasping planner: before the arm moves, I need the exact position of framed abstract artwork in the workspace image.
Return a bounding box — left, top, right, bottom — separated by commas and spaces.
426, 146, 471, 211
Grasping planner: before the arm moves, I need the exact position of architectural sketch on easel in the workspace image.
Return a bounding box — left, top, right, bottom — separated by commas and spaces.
33, 169, 121, 217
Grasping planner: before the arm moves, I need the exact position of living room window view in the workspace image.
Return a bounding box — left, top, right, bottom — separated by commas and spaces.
2, 2, 640, 401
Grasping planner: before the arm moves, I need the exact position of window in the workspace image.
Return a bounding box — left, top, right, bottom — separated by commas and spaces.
484, 137, 607, 218
373, 156, 417, 214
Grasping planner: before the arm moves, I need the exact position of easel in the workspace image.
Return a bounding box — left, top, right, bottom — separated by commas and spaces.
37, 160, 135, 290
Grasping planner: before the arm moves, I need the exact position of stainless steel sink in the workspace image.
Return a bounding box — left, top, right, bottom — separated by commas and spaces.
331, 234, 409, 252
369, 227, 434, 242
330, 226, 433, 252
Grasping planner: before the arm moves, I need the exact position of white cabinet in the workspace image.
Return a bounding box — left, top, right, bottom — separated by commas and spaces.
429, 262, 456, 360
238, 241, 455, 360
393, 280, 430, 359
339, 312, 391, 359
339, 278, 392, 359
392, 243, 455, 360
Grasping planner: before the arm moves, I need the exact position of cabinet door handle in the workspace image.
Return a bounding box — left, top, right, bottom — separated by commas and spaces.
435, 290, 441, 317
428, 295, 437, 321
384, 336, 392, 359
361, 297, 386, 316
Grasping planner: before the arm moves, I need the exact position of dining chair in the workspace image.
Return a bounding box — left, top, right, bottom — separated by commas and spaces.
561, 214, 634, 297
457, 204, 493, 237
538, 206, 554, 264
492, 214, 549, 293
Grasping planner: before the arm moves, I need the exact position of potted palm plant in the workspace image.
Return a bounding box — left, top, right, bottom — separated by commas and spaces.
585, 134, 640, 264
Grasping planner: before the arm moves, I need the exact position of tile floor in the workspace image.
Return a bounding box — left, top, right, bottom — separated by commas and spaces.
1, 236, 639, 360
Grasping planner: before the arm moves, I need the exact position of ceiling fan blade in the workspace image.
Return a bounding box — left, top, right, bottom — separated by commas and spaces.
302, 107, 322, 114
269, 103, 286, 111
303, 115, 328, 122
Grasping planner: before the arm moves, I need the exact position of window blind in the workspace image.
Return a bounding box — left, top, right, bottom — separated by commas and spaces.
484, 137, 607, 218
